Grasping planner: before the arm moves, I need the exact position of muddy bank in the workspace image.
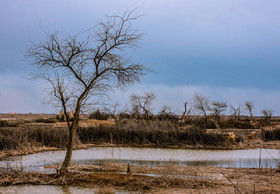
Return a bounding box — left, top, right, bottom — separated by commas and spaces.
0, 171, 214, 193
1, 163, 280, 193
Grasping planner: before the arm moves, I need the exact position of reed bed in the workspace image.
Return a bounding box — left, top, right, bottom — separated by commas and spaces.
0, 126, 69, 150
77, 120, 233, 147
0, 117, 279, 151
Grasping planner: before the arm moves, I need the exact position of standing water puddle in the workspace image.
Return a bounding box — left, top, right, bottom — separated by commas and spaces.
0, 147, 279, 172
0, 147, 279, 194
0, 185, 136, 194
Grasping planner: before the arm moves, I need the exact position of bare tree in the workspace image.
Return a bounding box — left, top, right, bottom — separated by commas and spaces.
25, 9, 147, 175
158, 105, 171, 116
180, 101, 192, 124
102, 104, 120, 120
193, 94, 210, 123
210, 100, 227, 128
230, 105, 241, 120
130, 92, 155, 119
262, 109, 272, 122
245, 101, 254, 119
157, 105, 177, 121
211, 101, 227, 119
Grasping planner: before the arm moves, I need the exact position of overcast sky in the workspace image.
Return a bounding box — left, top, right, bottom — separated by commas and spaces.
1, 0, 280, 115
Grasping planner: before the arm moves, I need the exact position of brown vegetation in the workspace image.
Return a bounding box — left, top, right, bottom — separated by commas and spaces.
1, 113, 280, 193
1, 163, 280, 193
1, 114, 280, 156
77, 120, 234, 147
0, 164, 215, 192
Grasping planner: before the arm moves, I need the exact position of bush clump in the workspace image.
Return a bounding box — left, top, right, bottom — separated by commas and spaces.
0, 120, 20, 127
89, 110, 109, 120
35, 118, 57, 123
262, 128, 280, 141
0, 135, 18, 150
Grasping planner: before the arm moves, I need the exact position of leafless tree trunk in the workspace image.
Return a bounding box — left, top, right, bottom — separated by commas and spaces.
26, 8, 147, 175
180, 101, 192, 124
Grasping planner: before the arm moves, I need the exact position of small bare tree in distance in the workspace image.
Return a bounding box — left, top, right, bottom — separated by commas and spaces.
130, 92, 155, 119
262, 109, 272, 122
193, 94, 210, 123
210, 100, 227, 128
157, 105, 177, 121
25, 9, 147, 175
230, 105, 241, 120
245, 101, 254, 119
180, 101, 192, 124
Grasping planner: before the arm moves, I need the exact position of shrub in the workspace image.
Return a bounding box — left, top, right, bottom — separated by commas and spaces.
0, 120, 9, 127
35, 118, 57, 123
262, 128, 280, 141
222, 119, 253, 129
0, 135, 18, 150
191, 117, 216, 129
89, 110, 109, 120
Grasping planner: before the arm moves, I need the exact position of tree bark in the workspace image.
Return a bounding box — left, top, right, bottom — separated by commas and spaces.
59, 120, 79, 176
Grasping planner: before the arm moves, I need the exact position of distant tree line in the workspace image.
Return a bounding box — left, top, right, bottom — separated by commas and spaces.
89, 92, 273, 129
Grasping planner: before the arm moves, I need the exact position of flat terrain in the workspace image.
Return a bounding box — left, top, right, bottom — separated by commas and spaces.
1, 163, 280, 193
1, 113, 280, 193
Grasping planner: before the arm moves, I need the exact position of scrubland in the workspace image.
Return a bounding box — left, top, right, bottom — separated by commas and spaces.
0, 113, 280, 155
1, 113, 280, 193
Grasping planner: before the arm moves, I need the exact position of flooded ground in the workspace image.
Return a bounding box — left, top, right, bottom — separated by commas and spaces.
0, 147, 280, 194
1, 165, 279, 194
0, 185, 136, 194
0, 147, 279, 172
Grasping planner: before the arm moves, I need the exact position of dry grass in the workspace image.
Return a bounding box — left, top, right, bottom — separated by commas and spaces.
1, 114, 280, 156
0, 170, 215, 192
2, 162, 280, 193
77, 120, 234, 148
0, 118, 235, 152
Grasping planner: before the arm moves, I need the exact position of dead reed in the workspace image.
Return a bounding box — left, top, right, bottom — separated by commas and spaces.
0, 126, 69, 150
77, 120, 234, 147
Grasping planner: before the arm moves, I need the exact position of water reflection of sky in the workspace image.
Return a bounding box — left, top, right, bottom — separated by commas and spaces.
0, 185, 133, 194
0, 147, 279, 172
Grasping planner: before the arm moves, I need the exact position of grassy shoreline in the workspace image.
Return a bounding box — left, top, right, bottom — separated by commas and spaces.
1, 115, 280, 159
